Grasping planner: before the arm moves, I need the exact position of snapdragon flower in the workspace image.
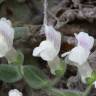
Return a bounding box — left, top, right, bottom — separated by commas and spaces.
0, 18, 14, 57
33, 25, 61, 61
62, 32, 94, 83
33, 0, 62, 74
0, 17, 21, 64
33, 25, 61, 74
8, 89, 23, 96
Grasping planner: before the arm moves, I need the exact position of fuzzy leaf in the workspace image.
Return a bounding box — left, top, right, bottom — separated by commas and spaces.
0, 64, 22, 82
23, 65, 50, 89
50, 88, 82, 96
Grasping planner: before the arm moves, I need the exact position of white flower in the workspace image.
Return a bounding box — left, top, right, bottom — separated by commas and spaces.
62, 32, 94, 65
0, 17, 14, 57
33, 25, 61, 61
33, 0, 62, 74
62, 32, 94, 83
93, 81, 96, 88
68, 45, 90, 65
33, 40, 57, 61
8, 89, 23, 96
33, 25, 61, 74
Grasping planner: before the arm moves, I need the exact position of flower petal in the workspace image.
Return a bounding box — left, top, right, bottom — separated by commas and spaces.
0, 18, 14, 38
61, 52, 70, 57
75, 32, 94, 50
45, 25, 61, 52
33, 40, 57, 61
0, 34, 9, 57
0, 18, 15, 57
68, 45, 90, 65
33, 47, 42, 57
8, 89, 23, 96
0, 18, 14, 47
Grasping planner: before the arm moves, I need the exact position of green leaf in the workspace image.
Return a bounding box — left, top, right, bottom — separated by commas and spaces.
86, 71, 96, 85
0, 64, 22, 83
23, 65, 50, 89
50, 88, 82, 96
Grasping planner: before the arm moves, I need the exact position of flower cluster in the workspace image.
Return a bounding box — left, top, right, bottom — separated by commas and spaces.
0, 15, 94, 85
32, 0, 95, 82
